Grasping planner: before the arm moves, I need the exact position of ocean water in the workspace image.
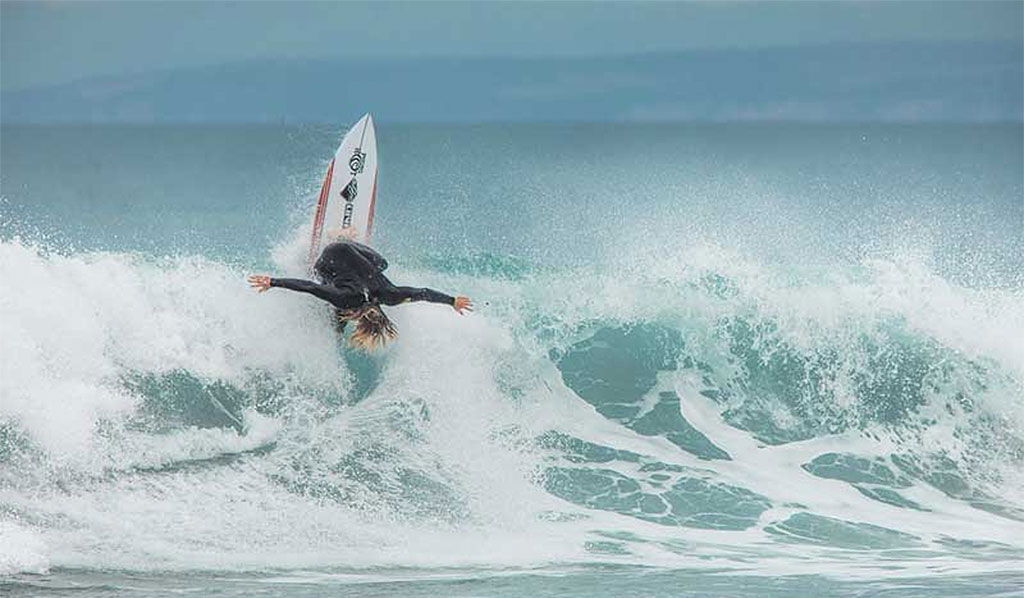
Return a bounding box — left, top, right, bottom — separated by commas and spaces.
1, 123, 1022, 597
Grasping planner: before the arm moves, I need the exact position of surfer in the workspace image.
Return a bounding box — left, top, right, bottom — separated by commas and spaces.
247, 231, 472, 349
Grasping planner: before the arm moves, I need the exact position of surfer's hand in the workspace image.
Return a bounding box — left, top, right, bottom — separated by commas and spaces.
453, 296, 473, 315
248, 275, 272, 293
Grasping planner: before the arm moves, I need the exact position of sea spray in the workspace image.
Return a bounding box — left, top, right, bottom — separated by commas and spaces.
1, 124, 1021, 592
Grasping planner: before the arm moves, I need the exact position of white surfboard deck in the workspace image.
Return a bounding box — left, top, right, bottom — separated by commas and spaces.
307, 113, 378, 269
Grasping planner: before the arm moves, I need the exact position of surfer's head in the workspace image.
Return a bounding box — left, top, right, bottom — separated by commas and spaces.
340, 304, 397, 350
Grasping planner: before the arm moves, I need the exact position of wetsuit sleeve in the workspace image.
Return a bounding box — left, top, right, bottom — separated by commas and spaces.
269, 278, 358, 307
377, 286, 455, 307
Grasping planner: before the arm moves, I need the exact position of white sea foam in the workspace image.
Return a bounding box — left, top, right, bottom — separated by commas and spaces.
0, 521, 48, 575
1, 235, 1022, 578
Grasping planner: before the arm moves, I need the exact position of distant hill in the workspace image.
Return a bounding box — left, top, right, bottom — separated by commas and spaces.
3, 42, 1020, 124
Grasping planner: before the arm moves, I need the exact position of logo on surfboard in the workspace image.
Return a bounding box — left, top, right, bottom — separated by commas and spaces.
340, 178, 358, 201
349, 149, 366, 175
340, 177, 358, 227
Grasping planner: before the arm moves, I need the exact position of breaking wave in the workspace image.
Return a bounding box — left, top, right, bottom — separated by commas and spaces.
2, 231, 1022, 579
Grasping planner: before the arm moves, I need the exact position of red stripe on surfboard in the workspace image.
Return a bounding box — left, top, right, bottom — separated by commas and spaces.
365, 167, 378, 243
308, 160, 334, 263
308, 158, 335, 267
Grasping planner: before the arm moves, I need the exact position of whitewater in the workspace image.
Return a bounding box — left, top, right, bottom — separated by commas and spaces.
1, 123, 1022, 597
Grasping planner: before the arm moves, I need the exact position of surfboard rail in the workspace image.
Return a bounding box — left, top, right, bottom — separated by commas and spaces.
308, 158, 336, 267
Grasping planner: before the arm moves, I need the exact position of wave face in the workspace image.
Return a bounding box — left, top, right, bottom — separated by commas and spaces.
1, 124, 1022, 590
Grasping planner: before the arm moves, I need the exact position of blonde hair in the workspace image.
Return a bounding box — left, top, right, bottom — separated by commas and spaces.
339, 304, 397, 350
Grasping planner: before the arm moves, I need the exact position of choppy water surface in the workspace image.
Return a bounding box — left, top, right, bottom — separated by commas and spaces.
1, 123, 1022, 596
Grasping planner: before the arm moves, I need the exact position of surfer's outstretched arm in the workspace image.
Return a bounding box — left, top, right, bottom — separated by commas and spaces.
248, 275, 361, 308
376, 284, 473, 314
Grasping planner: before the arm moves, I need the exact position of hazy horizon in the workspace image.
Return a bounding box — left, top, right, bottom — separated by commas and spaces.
2, 2, 1022, 124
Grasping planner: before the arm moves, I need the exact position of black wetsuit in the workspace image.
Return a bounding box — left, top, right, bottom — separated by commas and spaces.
269, 241, 455, 310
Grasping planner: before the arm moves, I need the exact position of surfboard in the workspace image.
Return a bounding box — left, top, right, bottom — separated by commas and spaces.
307, 113, 378, 269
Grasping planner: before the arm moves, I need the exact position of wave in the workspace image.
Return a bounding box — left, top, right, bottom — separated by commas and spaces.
1, 235, 1022, 577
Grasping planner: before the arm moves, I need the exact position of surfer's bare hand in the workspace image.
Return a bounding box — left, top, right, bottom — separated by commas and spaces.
453, 296, 473, 315
248, 275, 272, 293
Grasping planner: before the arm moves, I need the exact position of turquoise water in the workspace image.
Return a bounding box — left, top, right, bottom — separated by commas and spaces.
1, 124, 1022, 596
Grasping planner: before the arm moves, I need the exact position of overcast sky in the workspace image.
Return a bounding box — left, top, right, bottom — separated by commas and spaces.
3, 0, 1022, 92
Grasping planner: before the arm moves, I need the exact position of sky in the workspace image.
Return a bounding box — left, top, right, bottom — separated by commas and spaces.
1, 1, 1021, 123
